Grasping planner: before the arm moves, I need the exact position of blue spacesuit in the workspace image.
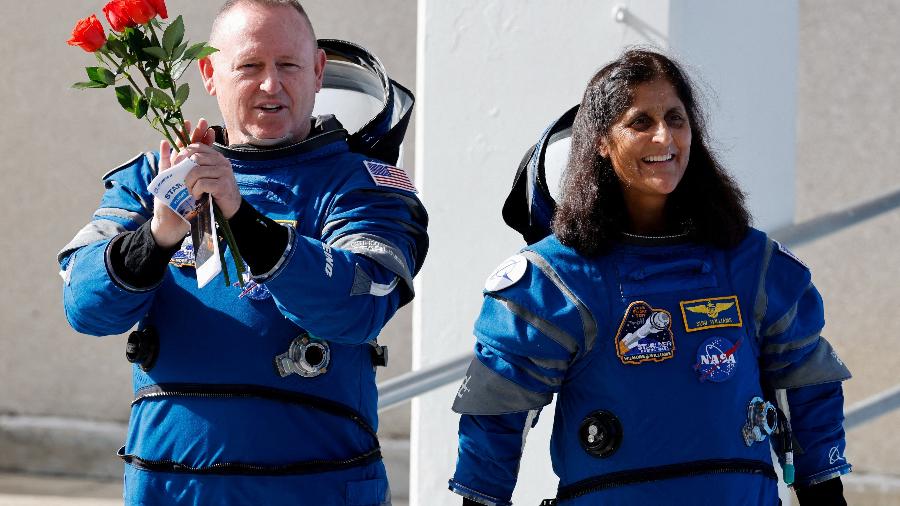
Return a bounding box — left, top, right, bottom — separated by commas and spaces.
449, 230, 851, 505
58, 117, 427, 505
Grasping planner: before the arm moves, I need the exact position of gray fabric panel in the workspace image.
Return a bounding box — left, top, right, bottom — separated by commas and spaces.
57, 219, 128, 263
762, 332, 821, 356
520, 250, 597, 354
320, 218, 351, 238
762, 291, 802, 338
452, 357, 553, 415
93, 207, 148, 224
519, 363, 563, 388
329, 233, 413, 290
489, 294, 579, 356
753, 239, 776, 338
765, 337, 852, 389
350, 263, 374, 296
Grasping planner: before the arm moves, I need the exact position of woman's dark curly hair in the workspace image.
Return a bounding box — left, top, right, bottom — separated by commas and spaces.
552, 49, 750, 256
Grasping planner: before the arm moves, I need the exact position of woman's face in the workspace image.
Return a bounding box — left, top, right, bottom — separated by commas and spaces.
599, 79, 692, 205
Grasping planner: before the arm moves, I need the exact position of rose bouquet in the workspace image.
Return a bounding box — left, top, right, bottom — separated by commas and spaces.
68, 0, 245, 287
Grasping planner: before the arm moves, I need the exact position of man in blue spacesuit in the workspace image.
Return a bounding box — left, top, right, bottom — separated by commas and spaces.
57, 1, 427, 504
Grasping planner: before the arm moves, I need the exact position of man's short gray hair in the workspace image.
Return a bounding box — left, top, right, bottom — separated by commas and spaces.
211, 0, 317, 44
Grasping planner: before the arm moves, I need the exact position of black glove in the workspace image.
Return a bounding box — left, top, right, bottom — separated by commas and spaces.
463, 499, 481, 506
795, 476, 847, 506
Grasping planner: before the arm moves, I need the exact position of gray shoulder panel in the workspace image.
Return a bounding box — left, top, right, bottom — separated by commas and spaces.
753, 238, 777, 339
452, 357, 553, 415
57, 219, 128, 263
329, 232, 413, 291
765, 337, 852, 389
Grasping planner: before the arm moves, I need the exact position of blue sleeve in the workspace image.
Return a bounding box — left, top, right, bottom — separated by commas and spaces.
450, 411, 537, 506
755, 240, 852, 486
785, 382, 851, 487
450, 251, 594, 504
257, 184, 428, 345
59, 153, 161, 336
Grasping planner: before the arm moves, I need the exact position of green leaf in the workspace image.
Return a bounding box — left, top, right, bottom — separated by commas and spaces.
171, 59, 190, 80
146, 86, 175, 109
172, 41, 188, 60
106, 39, 129, 59
115, 85, 136, 113
143, 46, 167, 60
182, 42, 206, 60
86, 67, 116, 85
183, 42, 217, 61
194, 45, 219, 59
153, 71, 173, 89
72, 81, 108, 89
175, 83, 189, 107
135, 96, 149, 119
162, 15, 185, 57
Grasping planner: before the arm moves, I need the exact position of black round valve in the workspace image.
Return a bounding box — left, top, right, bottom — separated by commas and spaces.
578, 410, 623, 458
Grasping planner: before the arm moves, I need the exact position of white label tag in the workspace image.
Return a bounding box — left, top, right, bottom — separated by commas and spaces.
147, 158, 200, 223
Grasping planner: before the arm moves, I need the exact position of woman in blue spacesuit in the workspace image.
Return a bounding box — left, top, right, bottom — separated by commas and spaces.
449, 49, 851, 505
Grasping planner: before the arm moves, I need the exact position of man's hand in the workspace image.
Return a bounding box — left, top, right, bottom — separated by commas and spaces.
149, 119, 217, 248
182, 142, 241, 220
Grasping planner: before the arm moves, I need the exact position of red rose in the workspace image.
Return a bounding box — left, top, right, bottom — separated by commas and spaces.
147, 0, 168, 20
121, 0, 158, 25
103, 0, 134, 32
103, 0, 161, 31
67, 14, 107, 53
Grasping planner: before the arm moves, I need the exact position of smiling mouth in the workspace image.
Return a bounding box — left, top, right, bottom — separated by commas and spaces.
257, 105, 285, 113
642, 154, 674, 163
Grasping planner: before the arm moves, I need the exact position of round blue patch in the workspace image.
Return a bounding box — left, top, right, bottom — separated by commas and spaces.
694, 336, 740, 382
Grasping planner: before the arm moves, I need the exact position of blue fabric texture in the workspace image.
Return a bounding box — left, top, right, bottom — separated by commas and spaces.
451, 230, 850, 505
61, 124, 427, 504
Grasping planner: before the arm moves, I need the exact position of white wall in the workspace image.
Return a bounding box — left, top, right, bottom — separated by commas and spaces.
412, 1, 797, 504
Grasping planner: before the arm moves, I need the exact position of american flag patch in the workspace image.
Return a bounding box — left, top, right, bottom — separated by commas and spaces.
363, 160, 417, 193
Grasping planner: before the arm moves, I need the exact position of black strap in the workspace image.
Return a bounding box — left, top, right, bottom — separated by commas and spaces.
556, 459, 777, 501
123, 383, 381, 475
118, 445, 382, 476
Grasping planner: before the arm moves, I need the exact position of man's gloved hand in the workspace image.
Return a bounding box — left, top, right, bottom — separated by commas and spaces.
795, 477, 847, 506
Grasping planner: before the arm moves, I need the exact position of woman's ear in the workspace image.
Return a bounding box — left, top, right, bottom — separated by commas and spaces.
598, 137, 610, 158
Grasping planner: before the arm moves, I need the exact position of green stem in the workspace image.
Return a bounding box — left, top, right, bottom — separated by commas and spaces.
213, 204, 246, 288
97, 50, 179, 146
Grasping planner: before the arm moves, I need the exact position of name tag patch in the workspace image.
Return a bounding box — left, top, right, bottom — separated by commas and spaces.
615, 301, 675, 365
680, 295, 743, 332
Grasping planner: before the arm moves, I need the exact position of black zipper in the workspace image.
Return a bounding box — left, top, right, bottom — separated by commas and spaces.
556, 459, 777, 501
123, 383, 381, 475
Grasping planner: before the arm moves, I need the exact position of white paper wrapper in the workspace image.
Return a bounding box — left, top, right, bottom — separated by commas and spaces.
147, 158, 200, 223
147, 158, 222, 288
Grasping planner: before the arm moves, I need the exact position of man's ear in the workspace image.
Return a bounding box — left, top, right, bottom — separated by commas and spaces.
198, 57, 216, 96
313, 48, 326, 92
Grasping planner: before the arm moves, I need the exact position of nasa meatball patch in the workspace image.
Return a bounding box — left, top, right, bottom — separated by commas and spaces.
694, 336, 742, 382
614, 301, 675, 365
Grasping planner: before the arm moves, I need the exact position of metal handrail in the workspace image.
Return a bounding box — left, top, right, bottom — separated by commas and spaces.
378, 354, 471, 411
376, 188, 900, 415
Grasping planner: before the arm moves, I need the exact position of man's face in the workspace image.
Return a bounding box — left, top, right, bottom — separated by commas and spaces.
200, 3, 326, 145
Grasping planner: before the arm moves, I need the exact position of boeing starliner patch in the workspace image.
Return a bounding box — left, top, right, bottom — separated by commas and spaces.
615, 301, 675, 365
694, 336, 741, 382
363, 160, 418, 193
680, 295, 743, 332
485, 254, 528, 291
